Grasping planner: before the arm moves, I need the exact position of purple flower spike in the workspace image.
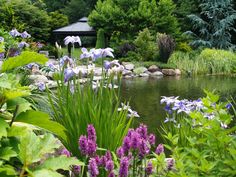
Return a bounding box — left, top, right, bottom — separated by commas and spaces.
116, 147, 124, 158
130, 132, 141, 150
139, 140, 150, 158
136, 124, 148, 140
61, 148, 71, 157
105, 160, 114, 172
108, 171, 115, 177
105, 151, 112, 161
73, 165, 81, 175
122, 136, 131, 153
148, 134, 156, 145
79, 135, 88, 155
119, 157, 129, 177
145, 162, 153, 175
167, 158, 174, 170
87, 124, 97, 142
88, 158, 99, 177
87, 139, 97, 156
21, 31, 31, 38
155, 144, 164, 155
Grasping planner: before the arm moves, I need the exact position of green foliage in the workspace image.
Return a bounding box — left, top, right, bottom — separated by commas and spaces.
163, 92, 236, 176
155, 0, 180, 38
1, 51, 48, 72
48, 11, 69, 30
47, 76, 133, 157
176, 42, 192, 53
157, 33, 176, 63
95, 28, 105, 48
134, 28, 158, 61
0, 0, 51, 41
186, 0, 236, 49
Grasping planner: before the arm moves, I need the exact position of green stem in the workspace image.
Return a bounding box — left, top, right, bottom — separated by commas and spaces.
9, 105, 19, 127
19, 164, 26, 177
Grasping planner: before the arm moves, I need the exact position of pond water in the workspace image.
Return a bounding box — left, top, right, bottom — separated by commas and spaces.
121, 76, 236, 138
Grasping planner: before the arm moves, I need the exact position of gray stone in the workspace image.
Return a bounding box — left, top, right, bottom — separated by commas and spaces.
144, 70, 151, 75
150, 71, 163, 76
46, 80, 58, 89
162, 69, 176, 76
139, 73, 149, 77
122, 69, 132, 76
175, 69, 181, 75
148, 65, 159, 73
122, 62, 135, 71
123, 75, 133, 79
29, 75, 48, 83
133, 67, 148, 75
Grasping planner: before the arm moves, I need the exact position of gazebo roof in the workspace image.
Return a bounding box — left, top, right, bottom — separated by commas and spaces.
53, 17, 96, 36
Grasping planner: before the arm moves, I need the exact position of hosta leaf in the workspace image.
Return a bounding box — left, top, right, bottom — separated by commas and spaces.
4, 88, 30, 100
15, 110, 67, 140
0, 118, 9, 139
7, 97, 32, 116
0, 147, 17, 161
7, 125, 30, 137
1, 51, 48, 72
32, 169, 63, 177
38, 156, 84, 171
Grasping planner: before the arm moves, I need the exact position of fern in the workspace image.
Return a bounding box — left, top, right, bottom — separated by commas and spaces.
1, 51, 48, 72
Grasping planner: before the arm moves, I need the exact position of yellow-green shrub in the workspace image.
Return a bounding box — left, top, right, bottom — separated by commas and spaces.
200, 48, 236, 61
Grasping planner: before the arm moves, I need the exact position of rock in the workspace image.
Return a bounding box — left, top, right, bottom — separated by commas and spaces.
32, 65, 42, 75
162, 69, 176, 76
133, 67, 148, 75
150, 71, 163, 76
139, 73, 149, 77
175, 69, 181, 75
29, 75, 48, 83
46, 80, 58, 89
123, 75, 133, 79
48, 59, 59, 65
122, 62, 134, 71
144, 70, 151, 75
122, 69, 132, 76
148, 65, 159, 73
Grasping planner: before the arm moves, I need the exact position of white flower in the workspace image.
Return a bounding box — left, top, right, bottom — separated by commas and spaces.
64, 36, 82, 46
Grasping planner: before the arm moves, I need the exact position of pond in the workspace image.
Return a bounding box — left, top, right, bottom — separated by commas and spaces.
121, 75, 236, 140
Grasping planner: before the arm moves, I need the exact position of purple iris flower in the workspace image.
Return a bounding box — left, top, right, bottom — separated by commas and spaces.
64, 68, 75, 82
119, 157, 129, 177
226, 103, 232, 110
104, 60, 111, 70
80, 47, 91, 59
21, 31, 31, 38
9, 29, 21, 37
60, 56, 74, 67
0, 37, 4, 42
37, 82, 46, 91
18, 41, 29, 48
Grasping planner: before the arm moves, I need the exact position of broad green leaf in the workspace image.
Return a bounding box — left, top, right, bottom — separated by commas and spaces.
19, 132, 59, 165
38, 156, 84, 171
7, 97, 32, 116
15, 110, 67, 140
0, 165, 17, 176
32, 169, 63, 177
7, 125, 30, 137
0, 147, 17, 161
0, 118, 9, 139
1, 51, 48, 72
4, 88, 30, 100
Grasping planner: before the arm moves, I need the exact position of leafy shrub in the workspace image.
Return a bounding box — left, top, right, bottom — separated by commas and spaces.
176, 42, 192, 53
134, 28, 157, 61
157, 33, 176, 63
96, 28, 106, 48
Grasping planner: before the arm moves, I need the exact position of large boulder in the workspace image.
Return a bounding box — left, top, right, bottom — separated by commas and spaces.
139, 73, 149, 77
122, 69, 133, 76
148, 65, 159, 73
162, 69, 176, 76
29, 75, 48, 83
122, 62, 135, 71
175, 69, 181, 75
150, 71, 163, 77
133, 67, 148, 75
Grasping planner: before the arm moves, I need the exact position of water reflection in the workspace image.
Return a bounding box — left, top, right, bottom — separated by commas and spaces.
121, 76, 236, 137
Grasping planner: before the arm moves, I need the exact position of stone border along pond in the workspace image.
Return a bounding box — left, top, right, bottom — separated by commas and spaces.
29, 59, 181, 89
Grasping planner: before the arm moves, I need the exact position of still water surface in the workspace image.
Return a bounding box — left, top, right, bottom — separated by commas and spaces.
121, 76, 236, 135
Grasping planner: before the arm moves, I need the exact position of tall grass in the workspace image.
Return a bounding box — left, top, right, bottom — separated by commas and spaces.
47, 75, 133, 158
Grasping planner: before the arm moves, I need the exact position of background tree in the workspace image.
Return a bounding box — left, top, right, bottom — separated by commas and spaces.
186, 0, 236, 49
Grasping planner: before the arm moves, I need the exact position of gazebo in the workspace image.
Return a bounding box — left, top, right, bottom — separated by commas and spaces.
53, 17, 96, 37
53, 17, 96, 56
